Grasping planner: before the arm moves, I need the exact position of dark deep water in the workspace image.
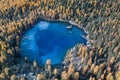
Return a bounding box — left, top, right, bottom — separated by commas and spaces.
20, 21, 87, 65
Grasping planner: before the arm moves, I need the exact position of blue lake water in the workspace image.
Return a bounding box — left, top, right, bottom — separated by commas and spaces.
20, 20, 87, 65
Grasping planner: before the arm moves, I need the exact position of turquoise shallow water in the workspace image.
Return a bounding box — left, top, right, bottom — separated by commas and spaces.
20, 20, 87, 65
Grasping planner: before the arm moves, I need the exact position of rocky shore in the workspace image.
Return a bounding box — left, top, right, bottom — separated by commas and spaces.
0, 0, 120, 80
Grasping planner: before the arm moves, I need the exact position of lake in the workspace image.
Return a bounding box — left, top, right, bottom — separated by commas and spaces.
20, 20, 87, 65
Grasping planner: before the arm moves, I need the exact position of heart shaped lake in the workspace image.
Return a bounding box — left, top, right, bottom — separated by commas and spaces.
20, 20, 87, 65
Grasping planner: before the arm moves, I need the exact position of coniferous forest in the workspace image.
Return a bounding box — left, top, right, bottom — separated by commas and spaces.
0, 0, 120, 80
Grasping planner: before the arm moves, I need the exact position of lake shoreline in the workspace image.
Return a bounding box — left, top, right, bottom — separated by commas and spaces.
38, 17, 92, 48
20, 18, 87, 65
0, 0, 119, 79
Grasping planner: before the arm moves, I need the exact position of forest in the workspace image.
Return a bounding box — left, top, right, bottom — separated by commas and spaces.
0, 0, 120, 80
